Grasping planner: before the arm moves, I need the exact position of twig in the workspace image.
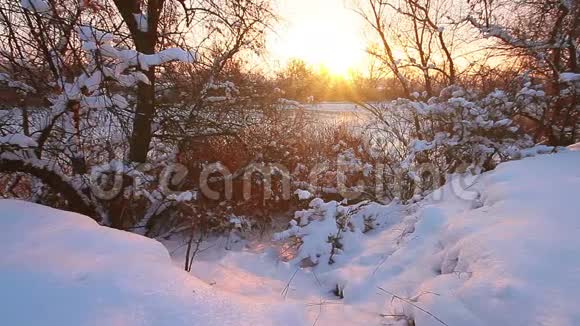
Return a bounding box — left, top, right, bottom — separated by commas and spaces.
377, 287, 449, 326
281, 268, 299, 298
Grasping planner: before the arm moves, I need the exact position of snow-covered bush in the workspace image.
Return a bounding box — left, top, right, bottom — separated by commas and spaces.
290, 124, 377, 202
274, 198, 402, 267
363, 85, 537, 201
466, 0, 579, 146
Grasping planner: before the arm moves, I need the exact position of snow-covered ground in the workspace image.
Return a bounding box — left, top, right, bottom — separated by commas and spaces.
302, 102, 364, 113
170, 146, 580, 325
280, 101, 364, 113
2, 146, 580, 325
0, 200, 304, 325
282, 101, 371, 124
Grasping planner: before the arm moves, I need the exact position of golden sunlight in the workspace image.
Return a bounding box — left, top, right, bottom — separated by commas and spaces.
268, 0, 367, 77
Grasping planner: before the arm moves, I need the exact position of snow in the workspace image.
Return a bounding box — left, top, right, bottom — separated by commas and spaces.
362, 150, 580, 325
560, 72, 580, 83
77, 26, 197, 72
0, 200, 304, 325
167, 190, 197, 202
568, 142, 580, 151
410, 139, 433, 151
302, 102, 364, 113
133, 13, 149, 32
111, 47, 198, 71
510, 144, 555, 158
295, 189, 313, 200
280, 101, 367, 114
0, 133, 38, 147
81, 93, 129, 109
0, 73, 36, 93
3, 149, 580, 325
77, 26, 114, 44
170, 149, 580, 325
21, 0, 50, 13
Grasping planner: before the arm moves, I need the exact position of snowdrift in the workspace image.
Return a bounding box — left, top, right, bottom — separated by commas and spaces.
358, 148, 580, 325
0, 200, 303, 325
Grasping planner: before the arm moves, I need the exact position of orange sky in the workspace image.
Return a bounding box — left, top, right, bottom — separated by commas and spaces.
266, 0, 368, 76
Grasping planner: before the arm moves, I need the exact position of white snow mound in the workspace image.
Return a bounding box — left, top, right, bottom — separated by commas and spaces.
0, 200, 303, 325
374, 149, 580, 325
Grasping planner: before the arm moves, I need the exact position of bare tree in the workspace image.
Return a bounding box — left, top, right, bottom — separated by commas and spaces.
0, 0, 276, 229
356, 0, 460, 97
109, 0, 275, 162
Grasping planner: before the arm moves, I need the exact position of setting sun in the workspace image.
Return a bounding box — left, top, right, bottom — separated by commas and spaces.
268, 0, 367, 76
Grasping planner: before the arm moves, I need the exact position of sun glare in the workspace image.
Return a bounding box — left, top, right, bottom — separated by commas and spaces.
269, 0, 367, 77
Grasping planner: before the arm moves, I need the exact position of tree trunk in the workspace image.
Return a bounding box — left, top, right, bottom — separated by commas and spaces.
129, 68, 156, 162
113, 0, 163, 163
